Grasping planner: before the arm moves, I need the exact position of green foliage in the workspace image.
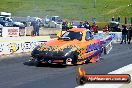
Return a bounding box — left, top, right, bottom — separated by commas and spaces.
0, 0, 131, 22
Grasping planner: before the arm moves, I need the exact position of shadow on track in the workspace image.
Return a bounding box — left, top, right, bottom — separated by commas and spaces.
23, 61, 67, 68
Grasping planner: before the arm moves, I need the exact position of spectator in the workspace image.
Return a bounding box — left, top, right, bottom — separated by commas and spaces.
103, 25, 109, 32
112, 16, 114, 21
35, 20, 40, 36
31, 20, 36, 36
120, 25, 128, 44
117, 16, 120, 23
84, 21, 91, 29
127, 24, 132, 44
78, 21, 84, 28
31, 19, 40, 36
115, 24, 120, 32
62, 21, 67, 31
65, 21, 69, 31
91, 22, 98, 33
67, 22, 73, 29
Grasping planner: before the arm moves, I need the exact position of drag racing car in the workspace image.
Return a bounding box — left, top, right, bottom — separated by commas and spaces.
31, 28, 112, 66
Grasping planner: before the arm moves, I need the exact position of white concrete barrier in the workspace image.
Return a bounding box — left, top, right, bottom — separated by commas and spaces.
2, 27, 20, 37
0, 36, 51, 56
109, 32, 122, 43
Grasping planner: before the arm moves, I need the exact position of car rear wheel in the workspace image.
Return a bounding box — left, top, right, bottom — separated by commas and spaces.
65, 52, 78, 65
65, 57, 77, 65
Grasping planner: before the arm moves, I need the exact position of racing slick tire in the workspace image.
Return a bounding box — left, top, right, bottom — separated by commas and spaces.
66, 56, 77, 65
72, 51, 79, 65
65, 51, 78, 65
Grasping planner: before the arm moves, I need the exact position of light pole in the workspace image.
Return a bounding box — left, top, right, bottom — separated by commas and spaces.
94, 0, 96, 8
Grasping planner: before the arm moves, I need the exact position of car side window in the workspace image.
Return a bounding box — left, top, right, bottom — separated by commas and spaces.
85, 31, 93, 41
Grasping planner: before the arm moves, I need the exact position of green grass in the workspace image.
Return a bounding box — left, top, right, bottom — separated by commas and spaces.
0, 0, 132, 23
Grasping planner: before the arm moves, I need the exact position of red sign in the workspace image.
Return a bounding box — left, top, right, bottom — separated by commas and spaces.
8, 28, 19, 36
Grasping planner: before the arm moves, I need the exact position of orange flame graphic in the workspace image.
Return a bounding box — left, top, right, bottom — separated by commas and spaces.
78, 67, 86, 76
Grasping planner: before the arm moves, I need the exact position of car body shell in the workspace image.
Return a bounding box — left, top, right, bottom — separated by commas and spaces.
31, 28, 112, 65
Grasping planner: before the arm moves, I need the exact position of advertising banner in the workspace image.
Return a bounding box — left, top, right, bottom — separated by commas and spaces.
109, 32, 122, 42
0, 36, 51, 56
2, 27, 19, 37
0, 41, 46, 55
98, 31, 122, 43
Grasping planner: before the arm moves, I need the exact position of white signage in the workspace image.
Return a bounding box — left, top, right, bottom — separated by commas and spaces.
2, 27, 19, 37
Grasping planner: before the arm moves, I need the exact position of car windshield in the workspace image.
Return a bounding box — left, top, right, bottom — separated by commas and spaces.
59, 31, 82, 40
